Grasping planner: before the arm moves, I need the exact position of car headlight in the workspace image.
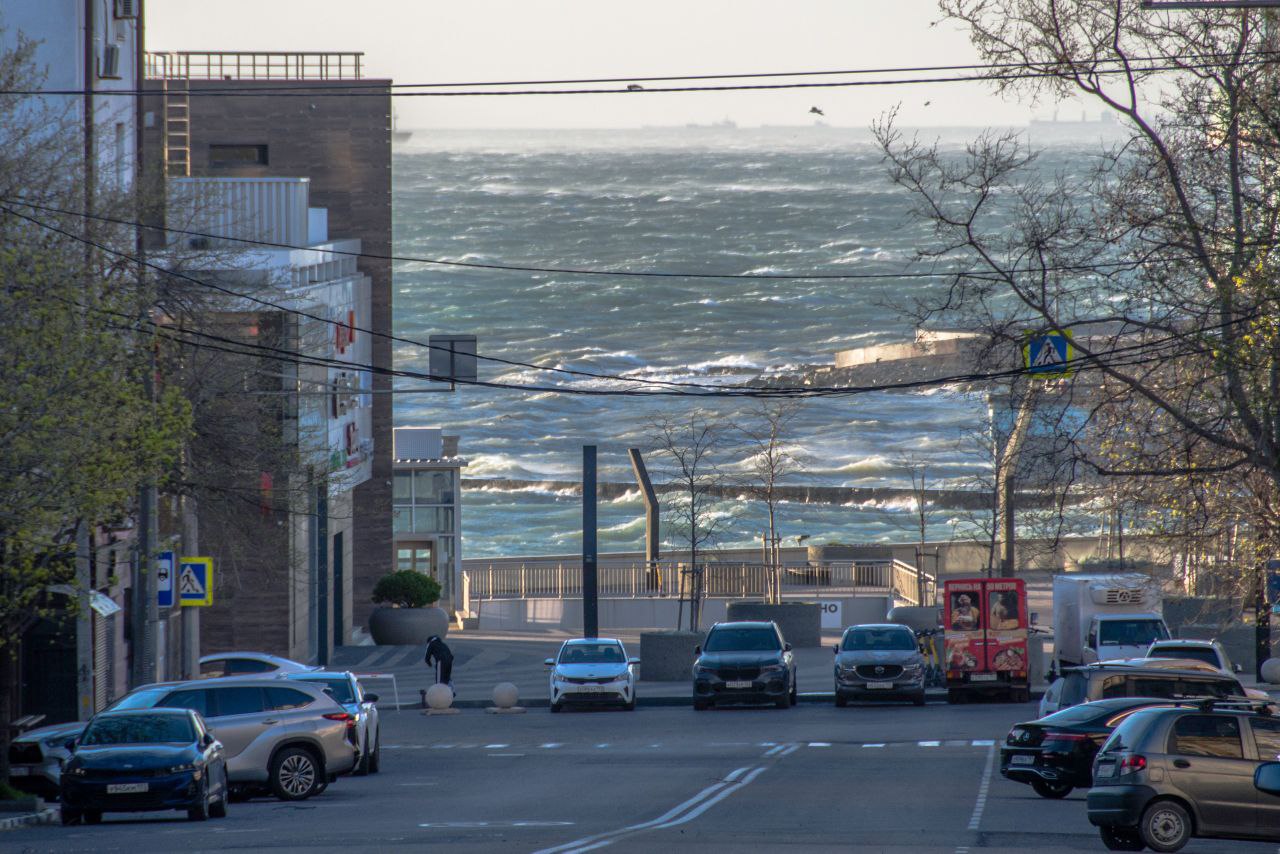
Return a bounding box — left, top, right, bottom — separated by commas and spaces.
65, 766, 87, 777
168, 763, 199, 775
760, 664, 784, 674
693, 663, 716, 677
42, 735, 71, 749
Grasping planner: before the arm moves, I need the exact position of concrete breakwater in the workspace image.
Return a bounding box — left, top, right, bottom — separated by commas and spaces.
463, 478, 1064, 510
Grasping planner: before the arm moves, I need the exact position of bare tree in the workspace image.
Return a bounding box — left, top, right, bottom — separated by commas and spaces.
740, 401, 806, 604
648, 410, 734, 631
875, 3, 1280, 591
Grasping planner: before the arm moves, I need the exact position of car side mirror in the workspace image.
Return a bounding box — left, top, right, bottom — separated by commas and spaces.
628, 658, 640, 665
544, 658, 555, 667
64, 738, 77, 752
783, 643, 792, 652
364, 693, 379, 703
694, 645, 701, 656
1257, 762, 1280, 796
1235, 663, 1244, 673
201, 733, 215, 748
833, 644, 838, 655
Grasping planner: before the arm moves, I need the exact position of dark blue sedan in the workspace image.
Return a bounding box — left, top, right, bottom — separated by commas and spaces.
60, 708, 228, 824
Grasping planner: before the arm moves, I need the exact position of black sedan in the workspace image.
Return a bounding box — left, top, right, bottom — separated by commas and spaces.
1001, 697, 1187, 799
60, 708, 229, 824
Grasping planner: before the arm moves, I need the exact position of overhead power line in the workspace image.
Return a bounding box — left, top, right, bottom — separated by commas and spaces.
2, 53, 1275, 98
4, 197, 1254, 284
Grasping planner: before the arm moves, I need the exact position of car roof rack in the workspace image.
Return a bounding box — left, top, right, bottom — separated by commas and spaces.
1194, 696, 1276, 715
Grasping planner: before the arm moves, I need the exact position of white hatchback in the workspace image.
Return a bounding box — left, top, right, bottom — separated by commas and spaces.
546, 638, 639, 712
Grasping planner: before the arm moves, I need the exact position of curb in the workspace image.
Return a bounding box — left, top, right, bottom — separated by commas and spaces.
0, 807, 57, 831
391, 687, 1045, 712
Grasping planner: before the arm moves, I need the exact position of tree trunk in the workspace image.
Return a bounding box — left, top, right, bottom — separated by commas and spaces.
0, 646, 16, 783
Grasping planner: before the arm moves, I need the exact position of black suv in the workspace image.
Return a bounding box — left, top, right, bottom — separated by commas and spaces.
1087, 701, 1280, 851
692, 621, 796, 710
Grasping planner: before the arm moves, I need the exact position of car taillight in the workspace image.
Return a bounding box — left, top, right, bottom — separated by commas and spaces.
1007, 727, 1026, 745
1046, 733, 1090, 742
323, 712, 355, 727
1118, 754, 1147, 774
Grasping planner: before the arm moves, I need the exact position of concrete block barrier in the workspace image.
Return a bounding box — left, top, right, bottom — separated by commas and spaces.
726, 601, 821, 647
639, 630, 702, 681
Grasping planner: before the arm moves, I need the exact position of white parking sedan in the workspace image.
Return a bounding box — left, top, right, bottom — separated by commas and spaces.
545, 638, 639, 712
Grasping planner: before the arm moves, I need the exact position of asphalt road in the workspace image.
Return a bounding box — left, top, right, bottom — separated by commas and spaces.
7, 701, 1280, 853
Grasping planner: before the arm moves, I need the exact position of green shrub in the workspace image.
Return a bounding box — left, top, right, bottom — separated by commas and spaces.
372, 570, 441, 608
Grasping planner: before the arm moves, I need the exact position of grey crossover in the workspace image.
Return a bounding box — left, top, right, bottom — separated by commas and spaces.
833, 623, 926, 707
1087, 701, 1280, 851
287, 671, 381, 775
105, 676, 359, 800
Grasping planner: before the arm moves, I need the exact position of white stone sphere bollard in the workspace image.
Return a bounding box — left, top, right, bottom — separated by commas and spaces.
426, 683, 454, 710
1261, 658, 1280, 686
492, 682, 519, 709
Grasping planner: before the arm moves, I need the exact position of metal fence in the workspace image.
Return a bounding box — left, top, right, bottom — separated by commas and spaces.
146, 51, 365, 81
462, 560, 935, 606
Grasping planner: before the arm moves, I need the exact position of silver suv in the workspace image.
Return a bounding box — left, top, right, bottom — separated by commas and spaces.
1087, 701, 1280, 851
107, 676, 359, 800
286, 671, 381, 775
833, 624, 926, 707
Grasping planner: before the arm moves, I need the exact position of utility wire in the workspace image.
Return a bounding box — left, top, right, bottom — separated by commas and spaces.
4, 197, 1251, 284
3, 53, 1275, 98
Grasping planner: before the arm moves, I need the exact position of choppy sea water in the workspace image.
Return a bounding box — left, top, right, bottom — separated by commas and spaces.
391, 127, 1099, 558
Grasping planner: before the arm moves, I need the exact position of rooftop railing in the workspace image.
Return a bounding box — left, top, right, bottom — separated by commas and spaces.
146, 51, 364, 81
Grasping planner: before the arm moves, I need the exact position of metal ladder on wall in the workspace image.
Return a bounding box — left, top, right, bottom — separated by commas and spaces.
162, 74, 191, 177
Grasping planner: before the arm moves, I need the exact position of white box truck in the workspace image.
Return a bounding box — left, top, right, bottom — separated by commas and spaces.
1052, 574, 1170, 669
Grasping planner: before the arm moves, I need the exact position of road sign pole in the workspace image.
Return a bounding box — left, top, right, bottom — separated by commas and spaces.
181, 495, 201, 680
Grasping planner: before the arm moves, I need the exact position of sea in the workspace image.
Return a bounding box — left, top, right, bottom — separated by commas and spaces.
391, 126, 1112, 558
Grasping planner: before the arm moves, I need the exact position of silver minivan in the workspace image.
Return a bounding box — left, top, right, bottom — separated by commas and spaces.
108, 676, 359, 800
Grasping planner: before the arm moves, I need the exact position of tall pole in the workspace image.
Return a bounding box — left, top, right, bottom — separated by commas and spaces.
180, 492, 200, 680
582, 445, 598, 639
75, 522, 94, 720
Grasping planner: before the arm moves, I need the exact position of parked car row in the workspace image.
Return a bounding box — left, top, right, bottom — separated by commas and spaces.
9, 655, 382, 825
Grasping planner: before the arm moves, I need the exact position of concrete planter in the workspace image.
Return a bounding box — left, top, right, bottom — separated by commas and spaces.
726, 601, 821, 647
368, 605, 449, 645
639, 630, 702, 681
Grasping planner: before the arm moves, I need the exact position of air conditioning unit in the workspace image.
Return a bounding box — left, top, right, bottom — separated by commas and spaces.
100, 44, 121, 79
114, 0, 138, 18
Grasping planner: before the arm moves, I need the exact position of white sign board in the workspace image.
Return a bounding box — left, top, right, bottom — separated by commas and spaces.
818, 600, 843, 630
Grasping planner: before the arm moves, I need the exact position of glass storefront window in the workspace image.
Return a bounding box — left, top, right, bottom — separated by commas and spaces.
437, 537, 454, 571
392, 507, 411, 534
413, 470, 453, 505
393, 471, 413, 503
412, 507, 454, 534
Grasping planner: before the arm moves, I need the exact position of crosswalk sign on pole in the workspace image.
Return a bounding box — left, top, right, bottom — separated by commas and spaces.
178, 557, 214, 607
1022, 330, 1075, 377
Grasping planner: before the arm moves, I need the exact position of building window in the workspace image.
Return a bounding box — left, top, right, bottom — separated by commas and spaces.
396, 545, 434, 575
209, 144, 269, 166
393, 471, 412, 503
413, 471, 454, 504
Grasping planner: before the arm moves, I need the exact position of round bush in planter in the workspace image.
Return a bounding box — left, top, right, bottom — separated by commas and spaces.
368, 571, 449, 645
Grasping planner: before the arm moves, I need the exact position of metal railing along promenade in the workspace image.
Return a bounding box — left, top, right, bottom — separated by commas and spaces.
462, 560, 936, 607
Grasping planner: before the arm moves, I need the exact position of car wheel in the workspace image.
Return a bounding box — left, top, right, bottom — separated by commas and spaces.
693, 699, 711, 711
1031, 780, 1073, 799
369, 735, 381, 774
1100, 826, 1147, 851
228, 786, 253, 803
355, 738, 371, 776
624, 694, 637, 711
550, 701, 563, 714
835, 693, 848, 708
912, 692, 927, 707
774, 693, 790, 709
269, 747, 321, 801
1139, 800, 1192, 852
947, 688, 966, 704
187, 779, 210, 821
209, 768, 229, 818
83, 810, 102, 824
790, 681, 798, 706
60, 808, 81, 826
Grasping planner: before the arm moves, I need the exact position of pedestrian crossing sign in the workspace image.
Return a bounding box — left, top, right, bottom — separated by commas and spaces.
1023, 330, 1075, 377
178, 557, 213, 606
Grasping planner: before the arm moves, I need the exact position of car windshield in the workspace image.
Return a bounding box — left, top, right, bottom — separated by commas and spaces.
559, 643, 625, 664
1150, 647, 1220, 668
1099, 620, 1169, 646
297, 677, 355, 703
106, 688, 169, 712
843, 628, 916, 651
704, 628, 780, 652
81, 715, 195, 745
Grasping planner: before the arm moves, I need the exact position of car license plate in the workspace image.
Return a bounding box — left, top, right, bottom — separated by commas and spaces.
969, 673, 997, 682
573, 685, 608, 693
1011, 754, 1035, 766
106, 783, 148, 794
865, 681, 893, 690
9, 767, 29, 776
725, 680, 753, 689
1096, 762, 1115, 778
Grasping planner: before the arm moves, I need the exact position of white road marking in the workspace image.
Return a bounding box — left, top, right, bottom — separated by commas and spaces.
971, 739, 994, 747
430, 744, 456, 750
919, 740, 940, 747
967, 745, 996, 831
420, 821, 574, 829
758, 741, 776, 746
595, 743, 610, 749
487, 753, 525, 757
775, 744, 800, 757
763, 744, 786, 757
808, 742, 831, 747
541, 742, 563, 749
863, 743, 886, 748
484, 743, 509, 749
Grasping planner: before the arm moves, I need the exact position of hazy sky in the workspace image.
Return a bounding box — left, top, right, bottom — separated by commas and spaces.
146, 0, 1090, 129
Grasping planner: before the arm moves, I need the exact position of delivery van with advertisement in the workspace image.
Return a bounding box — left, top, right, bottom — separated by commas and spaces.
944, 577, 1030, 703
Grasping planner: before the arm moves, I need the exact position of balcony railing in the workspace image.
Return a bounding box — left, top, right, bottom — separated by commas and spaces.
146, 51, 364, 81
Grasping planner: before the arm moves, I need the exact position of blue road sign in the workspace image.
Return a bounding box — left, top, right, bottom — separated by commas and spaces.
178, 557, 213, 607
157, 551, 174, 608
1023, 331, 1075, 376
